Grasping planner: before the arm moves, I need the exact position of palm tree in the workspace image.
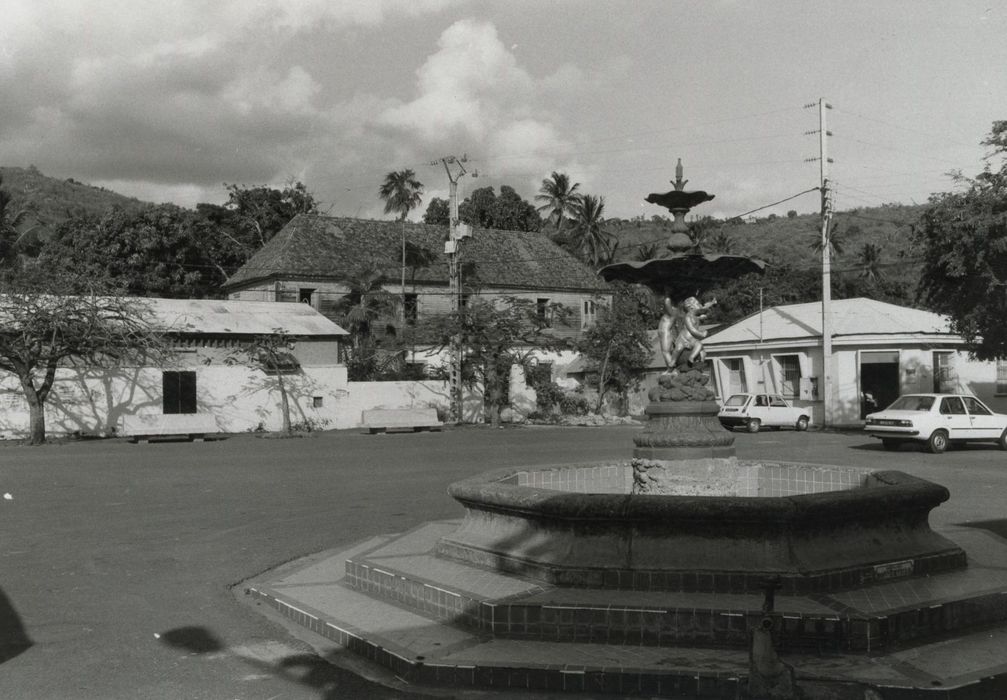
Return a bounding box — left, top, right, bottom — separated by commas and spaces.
568, 194, 614, 267
0, 175, 39, 269
379, 169, 424, 326
635, 241, 660, 261
810, 222, 846, 257
857, 242, 884, 283
379, 169, 424, 221
334, 264, 394, 355
535, 172, 581, 238
705, 229, 736, 254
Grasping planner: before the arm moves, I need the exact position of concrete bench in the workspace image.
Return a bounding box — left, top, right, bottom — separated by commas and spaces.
361, 408, 443, 434
120, 414, 219, 443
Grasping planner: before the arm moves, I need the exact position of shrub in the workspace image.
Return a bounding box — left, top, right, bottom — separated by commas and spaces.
559, 393, 591, 416
534, 381, 565, 413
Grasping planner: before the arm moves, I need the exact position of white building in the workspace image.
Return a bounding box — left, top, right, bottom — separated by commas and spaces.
0, 298, 474, 438
703, 298, 1007, 428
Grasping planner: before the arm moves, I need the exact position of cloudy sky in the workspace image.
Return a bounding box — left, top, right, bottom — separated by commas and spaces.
1, 1, 1003, 221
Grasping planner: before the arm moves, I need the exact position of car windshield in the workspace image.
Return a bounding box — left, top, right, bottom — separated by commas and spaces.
886, 395, 935, 411
724, 395, 749, 407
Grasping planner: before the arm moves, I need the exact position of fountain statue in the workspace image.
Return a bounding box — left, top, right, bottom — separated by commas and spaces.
598, 160, 765, 483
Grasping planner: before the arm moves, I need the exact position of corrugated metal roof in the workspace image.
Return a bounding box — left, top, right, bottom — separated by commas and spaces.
146, 298, 348, 336
706, 298, 951, 346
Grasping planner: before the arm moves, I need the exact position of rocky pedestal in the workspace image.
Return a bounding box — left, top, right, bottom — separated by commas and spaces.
632, 366, 737, 493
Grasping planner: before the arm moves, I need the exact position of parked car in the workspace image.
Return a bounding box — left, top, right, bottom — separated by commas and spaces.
864, 393, 1007, 453
718, 393, 810, 433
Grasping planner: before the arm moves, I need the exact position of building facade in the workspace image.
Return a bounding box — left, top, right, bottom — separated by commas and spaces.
702, 298, 1007, 428
220, 215, 612, 346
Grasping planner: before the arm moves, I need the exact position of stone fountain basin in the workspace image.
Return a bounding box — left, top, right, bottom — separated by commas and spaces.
437, 461, 966, 595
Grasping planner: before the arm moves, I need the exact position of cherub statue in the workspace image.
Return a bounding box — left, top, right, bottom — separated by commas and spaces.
658, 294, 717, 374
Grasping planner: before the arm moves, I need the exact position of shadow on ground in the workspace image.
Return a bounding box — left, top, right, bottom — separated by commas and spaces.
958, 519, 1007, 540
0, 587, 31, 664
159, 626, 434, 699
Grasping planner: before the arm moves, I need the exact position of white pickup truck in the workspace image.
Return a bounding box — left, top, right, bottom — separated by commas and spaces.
717, 393, 810, 433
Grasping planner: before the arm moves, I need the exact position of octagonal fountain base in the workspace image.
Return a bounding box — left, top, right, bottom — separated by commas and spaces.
437, 460, 966, 596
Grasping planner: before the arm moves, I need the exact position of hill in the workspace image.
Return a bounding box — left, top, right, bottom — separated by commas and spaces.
606, 203, 923, 274
0, 165, 149, 243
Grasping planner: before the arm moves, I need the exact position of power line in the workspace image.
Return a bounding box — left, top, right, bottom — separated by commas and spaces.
832, 107, 979, 150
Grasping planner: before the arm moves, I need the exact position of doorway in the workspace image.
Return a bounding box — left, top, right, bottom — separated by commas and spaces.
860, 351, 899, 418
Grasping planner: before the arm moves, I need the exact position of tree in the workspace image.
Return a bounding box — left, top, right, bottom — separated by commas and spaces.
578, 286, 652, 414
0, 175, 39, 268
420, 297, 570, 427
568, 194, 614, 266
705, 229, 736, 254
379, 169, 425, 325
223, 328, 300, 435
459, 186, 541, 232
688, 216, 720, 251
708, 261, 821, 324
787, 210, 798, 219
635, 241, 660, 261
0, 269, 168, 445
423, 197, 450, 225
39, 205, 228, 298
810, 222, 846, 257
333, 264, 397, 380
535, 172, 581, 237
856, 242, 883, 282
915, 120, 1007, 359
379, 170, 424, 222
204, 181, 318, 260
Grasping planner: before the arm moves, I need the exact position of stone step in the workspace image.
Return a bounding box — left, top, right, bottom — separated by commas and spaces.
244, 531, 1007, 699
344, 522, 1007, 654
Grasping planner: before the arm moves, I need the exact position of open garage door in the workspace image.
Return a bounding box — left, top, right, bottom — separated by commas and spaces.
860, 351, 900, 418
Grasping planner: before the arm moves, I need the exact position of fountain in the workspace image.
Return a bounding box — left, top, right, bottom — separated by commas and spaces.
246, 164, 1005, 699
437, 162, 965, 595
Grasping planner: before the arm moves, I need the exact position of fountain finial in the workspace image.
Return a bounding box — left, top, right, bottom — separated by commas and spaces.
674, 158, 687, 191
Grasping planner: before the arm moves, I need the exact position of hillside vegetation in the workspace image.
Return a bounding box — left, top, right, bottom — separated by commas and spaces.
0, 165, 147, 235
607, 205, 923, 275
0, 164, 928, 316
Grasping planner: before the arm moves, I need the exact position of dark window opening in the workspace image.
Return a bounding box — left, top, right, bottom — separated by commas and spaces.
404, 293, 418, 326
163, 371, 197, 414
312, 396, 324, 408
259, 351, 300, 375
536, 298, 550, 325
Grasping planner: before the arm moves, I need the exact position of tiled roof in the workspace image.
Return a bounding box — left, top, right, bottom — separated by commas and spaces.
222, 215, 609, 292
145, 297, 348, 336
706, 298, 953, 346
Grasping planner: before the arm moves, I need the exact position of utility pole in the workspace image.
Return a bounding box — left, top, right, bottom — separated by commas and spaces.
806, 98, 834, 427
433, 155, 475, 423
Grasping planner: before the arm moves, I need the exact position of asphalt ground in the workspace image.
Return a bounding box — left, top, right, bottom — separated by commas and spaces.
0, 424, 1005, 699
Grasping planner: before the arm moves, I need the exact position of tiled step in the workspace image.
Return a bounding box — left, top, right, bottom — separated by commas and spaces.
344, 522, 1007, 654
244, 529, 1007, 699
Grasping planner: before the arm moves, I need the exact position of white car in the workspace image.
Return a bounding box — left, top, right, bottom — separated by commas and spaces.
718, 393, 810, 433
864, 393, 1007, 453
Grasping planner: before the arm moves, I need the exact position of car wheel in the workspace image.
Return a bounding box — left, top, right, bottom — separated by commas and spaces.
881, 438, 901, 451
999, 429, 1007, 451
747, 418, 761, 433
795, 416, 809, 431
927, 429, 949, 454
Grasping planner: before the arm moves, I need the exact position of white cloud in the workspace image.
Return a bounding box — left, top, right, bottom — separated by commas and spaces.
268, 0, 465, 30
379, 19, 536, 142
377, 18, 593, 203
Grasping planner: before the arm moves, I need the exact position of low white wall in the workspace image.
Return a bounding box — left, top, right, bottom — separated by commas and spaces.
0, 358, 543, 439
0, 365, 355, 438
